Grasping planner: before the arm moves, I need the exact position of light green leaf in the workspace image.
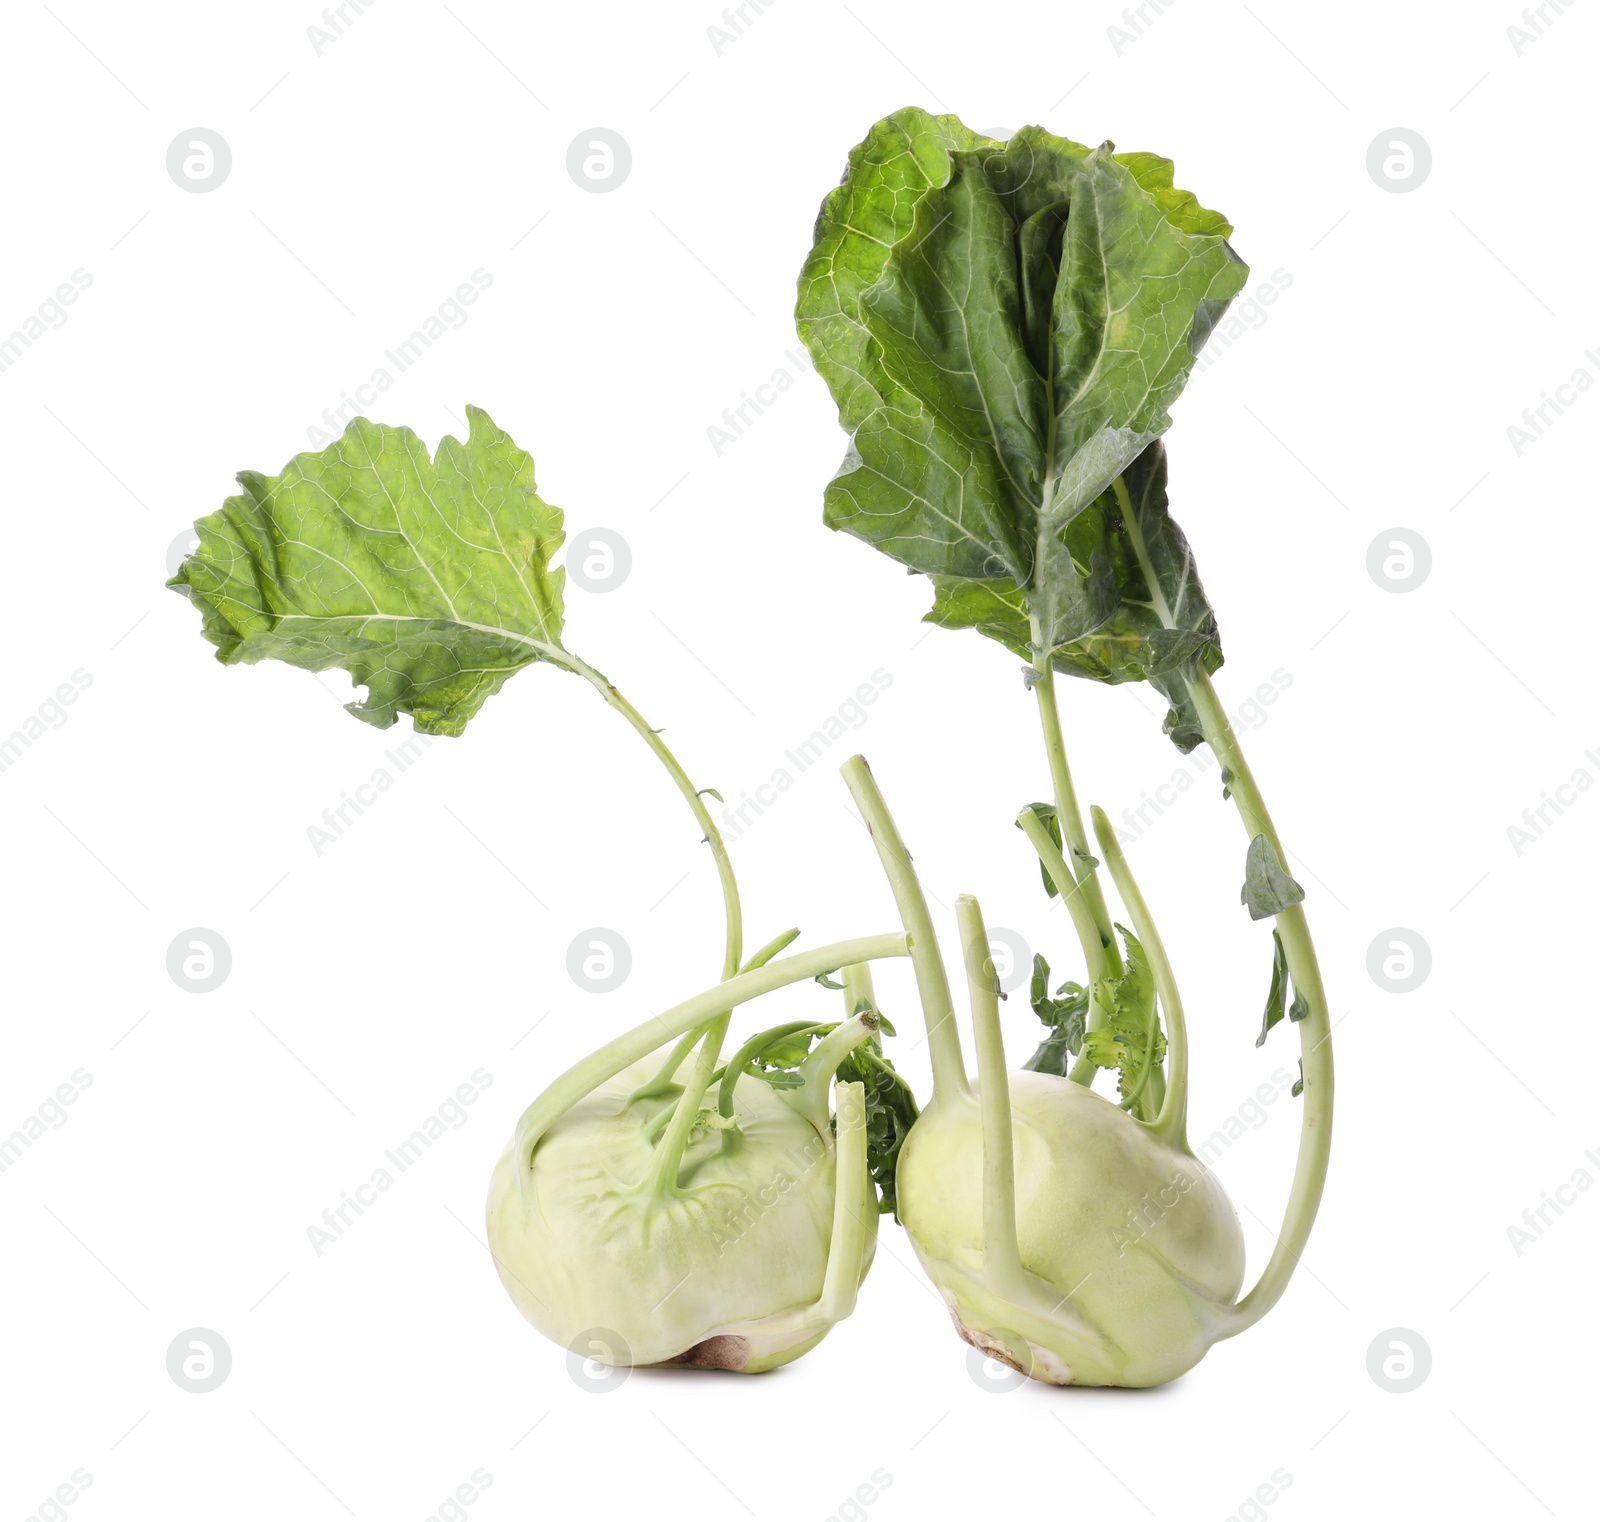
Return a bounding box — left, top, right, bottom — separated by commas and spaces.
168, 406, 566, 737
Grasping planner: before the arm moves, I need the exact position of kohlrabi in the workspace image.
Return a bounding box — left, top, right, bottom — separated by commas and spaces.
796, 109, 1333, 1385
168, 409, 922, 1372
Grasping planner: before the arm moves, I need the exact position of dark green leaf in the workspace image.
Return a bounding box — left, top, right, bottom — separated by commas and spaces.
1292, 1059, 1305, 1099
1021, 952, 1091, 1074
814, 972, 846, 991
1256, 929, 1289, 1048
797, 109, 1245, 737
835, 1043, 920, 1220
1241, 834, 1306, 921
698, 788, 724, 803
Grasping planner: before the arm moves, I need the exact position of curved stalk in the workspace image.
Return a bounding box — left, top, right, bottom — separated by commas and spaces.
1185, 668, 1333, 1334
552, 647, 743, 982
956, 894, 1027, 1304
795, 1014, 877, 1132
841, 755, 971, 1101
509, 933, 909, 1194
714, 1020, 822, 1119
1090, 806, 1189, 1148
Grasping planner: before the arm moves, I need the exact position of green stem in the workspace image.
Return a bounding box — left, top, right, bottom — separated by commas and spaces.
715, 1021, 823, 1119
1016, 807, 1114, 1088
739, 927, 801, 973
1091, 806, 1188, 1147
956, 894, 1027, 1303
509, 932, 909, 1190
1029, 628, 1121, 981
795, 1016, 877, 1132
1186, 668, 1333, 1334
819, 1081, 872, 1322
841, 755, 970, 1102
650, 1015, 728, 1196
555, 649, 742, 982
630, 1024, 706, 1103
843, 962, 876, 1018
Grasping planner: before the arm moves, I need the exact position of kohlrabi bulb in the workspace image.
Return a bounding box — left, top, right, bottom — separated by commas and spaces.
485, 939, 906, 1374
488, 1057, 874, 1372
897, 1074, 1243, 1386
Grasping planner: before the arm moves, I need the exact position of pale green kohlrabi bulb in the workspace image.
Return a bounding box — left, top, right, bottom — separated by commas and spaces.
842, 759, 1261, 1389
897, 1070, 1243, 1387
486, 940, 902, 1374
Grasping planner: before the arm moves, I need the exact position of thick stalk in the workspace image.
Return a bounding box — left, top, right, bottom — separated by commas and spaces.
841, 755, 970, 1101
509, 933, 908, 1187
1186, 668, 1333, 1334
796, 1015, 877, 1132
650, 1014, 729, 1196
818, 1081, 872, 1322
1090, 806, 1189, 1147
843, 962, 876, 1017
715, 1021, 822, 1119
956, 895, 1027, 1303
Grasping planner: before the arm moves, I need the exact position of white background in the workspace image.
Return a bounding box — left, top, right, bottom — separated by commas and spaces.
1, 2, 1594, 1518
